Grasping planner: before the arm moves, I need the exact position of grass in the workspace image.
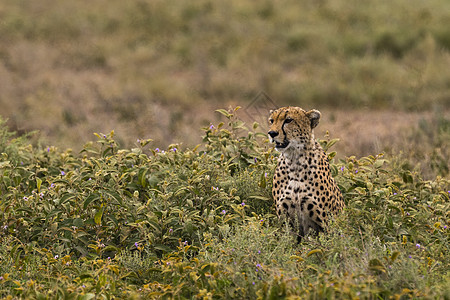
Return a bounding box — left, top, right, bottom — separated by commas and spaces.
0, 0, 449, 150
0, 109, 448, 299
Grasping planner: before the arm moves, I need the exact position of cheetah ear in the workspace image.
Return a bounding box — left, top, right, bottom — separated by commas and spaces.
306, 109, 321, 129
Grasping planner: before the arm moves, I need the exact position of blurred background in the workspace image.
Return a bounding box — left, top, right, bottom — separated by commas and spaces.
0, 0, 449, 176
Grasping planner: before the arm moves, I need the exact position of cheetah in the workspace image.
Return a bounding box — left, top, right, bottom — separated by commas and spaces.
268, 106, 344, 238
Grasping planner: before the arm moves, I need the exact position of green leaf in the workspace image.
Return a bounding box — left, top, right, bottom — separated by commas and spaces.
248, 195, 270, 201
94, 207, 104, 225
84, 193, 100, 209
73, 218, 84, 228
60, 193, 75, 205
154, 244, 172, 253
402, 171, 414, 183
259, 171, 267, 188
307, 249, 323, 257
75, 246, 89, 256
104, 190, 123, 206
390, 251, 400, 263
103, 245, 119, 253
215, 109, 232, 118
36, 177, 42, 193
369, 258, 386, 273
374, 159, 387, 168
80, 294, 95, 300
231, 120, 245, 130
138, 167, 149, 188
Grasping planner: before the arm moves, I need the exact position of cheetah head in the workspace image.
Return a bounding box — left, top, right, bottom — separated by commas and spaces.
268, 107, 321, 152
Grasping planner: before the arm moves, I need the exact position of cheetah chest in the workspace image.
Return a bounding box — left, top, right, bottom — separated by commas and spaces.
272, 150, 342, 233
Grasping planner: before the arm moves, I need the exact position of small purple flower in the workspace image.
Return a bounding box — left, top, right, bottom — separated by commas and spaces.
39, 193, 44, 198
61, 171, 65, 176
155, 148, 160, 152
264, 172, 268, 178
183, 241, 188, 245
256, 264, 261, 268
393, 193, 397, 195
409, 255, 412, 258
209, 124, 214, 130
137, 139, 140, 143
254, 157, 257, 163
88, 178, 92, 181
221, 210, 226, 215
0, 276, 3, 280
54, 255, 59, 259
340, 166, 344, 172
47, 147, 50, 152
258, 250, 261, 254
23, 196, 28, 201
169, 228, 173, 233
416, 244, 421, 249
355, 170, 358, 174
134, 242, 139, 248
82, 285, 86, 288
241, 202, 245, 206
252, 282, 255, 285
444, 225, 447, 229
406, 212, 410, 216
172, 147, 177, 152
103, 135, 107, 138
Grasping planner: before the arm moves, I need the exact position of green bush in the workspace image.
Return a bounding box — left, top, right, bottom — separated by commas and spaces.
0, 110, 448, 298
2, 0, 450, 150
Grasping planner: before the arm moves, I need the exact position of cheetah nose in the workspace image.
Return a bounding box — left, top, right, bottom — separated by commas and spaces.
268, 131, 279, 138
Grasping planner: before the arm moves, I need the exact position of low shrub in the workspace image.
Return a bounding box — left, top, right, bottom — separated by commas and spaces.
0, 109, 448, 298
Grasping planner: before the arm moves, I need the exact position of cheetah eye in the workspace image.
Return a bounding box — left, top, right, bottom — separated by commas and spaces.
269, 119, 274, 124
285, 118, 293, 123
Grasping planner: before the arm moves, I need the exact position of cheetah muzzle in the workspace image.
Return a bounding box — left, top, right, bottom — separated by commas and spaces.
268, 106, 344, 239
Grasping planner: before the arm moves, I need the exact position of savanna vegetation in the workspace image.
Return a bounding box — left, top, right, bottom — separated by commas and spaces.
0, 0, 449, 298
0, 0, 449, 152
0, 108, 449, 299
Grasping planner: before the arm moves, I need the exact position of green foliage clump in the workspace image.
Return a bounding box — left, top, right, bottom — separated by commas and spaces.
1, 0, 450, 150
0, 110, 449, 299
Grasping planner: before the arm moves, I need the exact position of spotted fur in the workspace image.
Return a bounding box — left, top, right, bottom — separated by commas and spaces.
268, 106, 344, 237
